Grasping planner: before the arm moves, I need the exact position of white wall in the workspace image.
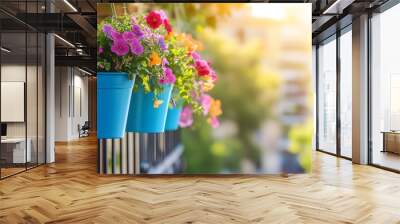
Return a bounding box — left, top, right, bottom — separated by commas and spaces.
55, 67, 89, 141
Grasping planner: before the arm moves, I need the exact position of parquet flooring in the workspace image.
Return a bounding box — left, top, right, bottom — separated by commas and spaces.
1, 135, 400, 223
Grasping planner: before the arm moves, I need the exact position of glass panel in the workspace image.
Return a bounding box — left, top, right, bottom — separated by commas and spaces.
1, 31, 27, 177
339, 29, 352, 158
371, 4, 400, 171
26, 0, 42, 169
317, 37, 337, 154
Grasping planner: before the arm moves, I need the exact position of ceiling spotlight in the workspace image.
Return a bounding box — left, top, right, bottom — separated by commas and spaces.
63, 0, 78, 12
54, 34, 75, 48
1, 47, 11, 53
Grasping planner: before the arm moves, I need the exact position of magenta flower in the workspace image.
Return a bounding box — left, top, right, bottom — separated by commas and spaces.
102, 24, 113, 38
122, 31, 136, 43
111, 40, 129, 56
130, 39, 144, 56
179, 106, 193, 128
200, 94, 212, 115
159, 67, 176, 84
132, 24, 144, 39
111, 30, 124, 42
98, 47, 104, 54
208, 116, 220, 128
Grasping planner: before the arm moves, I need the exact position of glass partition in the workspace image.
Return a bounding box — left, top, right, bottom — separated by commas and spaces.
1, 31, 28, 177
339, 27, 352, 158
317, 36, 337, 154
0, 0, 46, 179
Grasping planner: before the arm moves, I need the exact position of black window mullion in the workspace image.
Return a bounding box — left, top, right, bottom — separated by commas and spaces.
36, 0, 39, 167
25, 0, 28, 171
315, 45, 319, 151
336, 29, 341, 157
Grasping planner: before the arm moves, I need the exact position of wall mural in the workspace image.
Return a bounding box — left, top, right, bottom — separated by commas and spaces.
97, 3, 312, 174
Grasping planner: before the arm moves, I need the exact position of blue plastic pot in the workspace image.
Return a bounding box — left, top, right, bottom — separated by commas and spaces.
97, 72, 134, 139
165, 106, 182, 131
126, 84, 173, 133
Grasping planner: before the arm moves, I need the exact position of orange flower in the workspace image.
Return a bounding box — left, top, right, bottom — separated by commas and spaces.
164, 31, 174, 40
153, 99, 163, 108
176, 33, 199, 53
209, 98, 222, 117
149, 51, 161, 66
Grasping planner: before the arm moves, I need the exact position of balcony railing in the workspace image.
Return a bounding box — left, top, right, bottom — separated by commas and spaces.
97, 130, 183, 175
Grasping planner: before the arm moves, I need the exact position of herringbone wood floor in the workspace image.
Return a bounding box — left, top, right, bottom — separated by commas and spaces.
1, 136, 400, 224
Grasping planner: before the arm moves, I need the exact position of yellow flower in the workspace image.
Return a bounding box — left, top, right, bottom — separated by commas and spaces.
153, 99, 163, 108
209, 99, 222, 117
202, 80, 214, 92
149, 51, 161, 66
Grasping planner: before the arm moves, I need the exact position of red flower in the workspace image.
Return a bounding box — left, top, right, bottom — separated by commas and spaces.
164, 19, 172, 33
145, 11, 163, 29
194, 59, 212, 76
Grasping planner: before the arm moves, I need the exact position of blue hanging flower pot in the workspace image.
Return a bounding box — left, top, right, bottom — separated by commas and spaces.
165, 106, 182, 131
97, 72, 134, 139
126, 84, 173, 133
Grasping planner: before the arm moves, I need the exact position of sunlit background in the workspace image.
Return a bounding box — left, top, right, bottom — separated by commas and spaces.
98, 3, 313, 174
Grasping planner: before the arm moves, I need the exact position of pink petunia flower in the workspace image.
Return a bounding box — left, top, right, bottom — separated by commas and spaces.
208, 116, 220, 128
130, 39, 144, 56
200, 94, 212, 115
191, 51, 201, 61
159, 67, 176, 84
210, 69, 217, 82
179, 106, 193, 128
